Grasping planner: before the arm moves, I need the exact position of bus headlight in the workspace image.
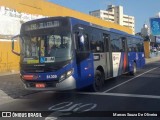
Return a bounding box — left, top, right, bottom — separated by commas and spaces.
60, 74, 65, 81
66, 69, 73, 77
59, 69, 73, 82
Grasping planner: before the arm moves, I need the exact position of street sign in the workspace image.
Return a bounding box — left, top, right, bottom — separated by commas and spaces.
150, 18, 160, 36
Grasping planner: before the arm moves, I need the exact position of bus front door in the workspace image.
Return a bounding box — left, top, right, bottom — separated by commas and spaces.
74, 33, 94, 89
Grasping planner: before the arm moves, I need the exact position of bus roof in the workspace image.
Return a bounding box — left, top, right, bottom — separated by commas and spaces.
22, 16, 142, 40
69, 17, 143, 40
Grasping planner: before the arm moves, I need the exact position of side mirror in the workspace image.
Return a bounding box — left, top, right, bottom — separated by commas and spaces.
11, 35, 20, 56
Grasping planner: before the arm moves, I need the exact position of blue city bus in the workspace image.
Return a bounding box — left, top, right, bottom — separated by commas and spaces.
12, 17, 145, 91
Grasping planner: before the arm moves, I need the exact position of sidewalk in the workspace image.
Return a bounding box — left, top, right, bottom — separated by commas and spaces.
0, 71, 19, 77
145, 56, 160, 64
0, 74, 37, 105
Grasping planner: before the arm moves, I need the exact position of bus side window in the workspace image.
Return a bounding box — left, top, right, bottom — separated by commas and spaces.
121, 37, 126, 52
90, 40, 104, 52
78, 34, 89, 51
90, 40, 96, 52
127, 37, 133, 52
111, 40, 115, 52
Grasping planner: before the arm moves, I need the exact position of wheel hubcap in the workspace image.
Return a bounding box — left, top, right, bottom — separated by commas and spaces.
134, 64, 136, 73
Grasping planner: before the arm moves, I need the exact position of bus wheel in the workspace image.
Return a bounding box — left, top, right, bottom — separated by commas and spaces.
130, 62, 136, 76
90, 70, 104, 92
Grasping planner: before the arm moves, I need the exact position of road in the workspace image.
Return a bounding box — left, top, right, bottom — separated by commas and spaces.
0, 61, 160, 120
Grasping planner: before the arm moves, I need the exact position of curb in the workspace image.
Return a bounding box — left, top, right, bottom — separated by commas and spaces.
0, 71, 19, 77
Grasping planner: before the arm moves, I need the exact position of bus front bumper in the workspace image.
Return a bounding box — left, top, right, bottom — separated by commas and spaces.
23, 76, 76, 91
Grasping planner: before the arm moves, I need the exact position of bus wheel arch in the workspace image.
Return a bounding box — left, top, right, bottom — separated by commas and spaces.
96, 66, 105, 84
89, 66, 105, 92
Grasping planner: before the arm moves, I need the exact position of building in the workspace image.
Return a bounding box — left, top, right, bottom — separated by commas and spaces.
0, 6, 45, 73
0, 6, 45, 36
89, 5, 135, 34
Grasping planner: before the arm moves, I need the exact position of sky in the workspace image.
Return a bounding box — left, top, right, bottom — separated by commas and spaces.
48, 0, 160, 33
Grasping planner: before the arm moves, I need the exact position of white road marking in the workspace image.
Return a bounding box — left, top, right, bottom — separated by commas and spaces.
45, 117, 58, 120
77, 92, 160, 100
103, 67, 159, 93
46, 101, 97, 119
48, 102, 97, 112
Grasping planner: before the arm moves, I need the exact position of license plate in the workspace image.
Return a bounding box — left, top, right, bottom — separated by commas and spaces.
35, 83, 45, 88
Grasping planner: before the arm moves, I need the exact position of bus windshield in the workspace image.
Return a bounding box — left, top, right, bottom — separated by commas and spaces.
20, 32, 72, 64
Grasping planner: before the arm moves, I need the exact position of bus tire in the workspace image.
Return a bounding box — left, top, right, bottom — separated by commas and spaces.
130, 62, 136, 76
90, 70, 104, 92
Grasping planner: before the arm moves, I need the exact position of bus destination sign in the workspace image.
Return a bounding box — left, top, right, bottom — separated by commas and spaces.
25, 21, 60, 31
